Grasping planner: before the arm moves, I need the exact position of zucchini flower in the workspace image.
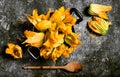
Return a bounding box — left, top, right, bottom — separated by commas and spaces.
88, 4, 112, 19
65, 33, 82, 49
43, 30, 64, 48
24, 6, 82, 62
22, 30, 45, 48
40, 47, 53, 59
88, 16, 112, 35
62, 45, 74, 58
26, 9, 52, 31
51, 44, 66, 62
63, 8, 77, 25
5, 43, 23, 59
26, 9, 41, 26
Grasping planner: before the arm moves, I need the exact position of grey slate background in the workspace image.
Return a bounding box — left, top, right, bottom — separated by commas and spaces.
0, 0, 120, 77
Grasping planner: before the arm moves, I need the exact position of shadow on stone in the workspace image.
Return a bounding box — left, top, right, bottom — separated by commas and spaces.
83, 6, 91, 16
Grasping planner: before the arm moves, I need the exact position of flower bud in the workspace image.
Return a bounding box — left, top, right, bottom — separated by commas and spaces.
88, 4, 112, 19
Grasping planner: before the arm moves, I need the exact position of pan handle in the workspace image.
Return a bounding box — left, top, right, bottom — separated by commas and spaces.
27, 47, 40, 59
70, 8, 83, 24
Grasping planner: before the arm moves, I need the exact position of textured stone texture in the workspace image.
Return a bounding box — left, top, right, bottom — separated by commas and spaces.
0, 0, 120, 77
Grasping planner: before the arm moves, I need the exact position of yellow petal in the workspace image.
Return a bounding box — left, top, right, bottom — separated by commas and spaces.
53, 34, 64, 47
24, 30, 35, 38
50, 10, 63, 23
36, 9, 51, 21
26, 14, 37, 26
45, 9, 52, 20
23, 31, 45, 48
58, 6, 65, 20
5, 43, 22, 59
49, 22, 57, 31
35, 20, 51, 31
26, 9, 42, 26
33, 9, 39, 19
37, 14, 45, 20
98, 12, 108, 20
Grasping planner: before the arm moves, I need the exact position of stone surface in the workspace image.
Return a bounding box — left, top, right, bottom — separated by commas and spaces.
0, 0, 120, 77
